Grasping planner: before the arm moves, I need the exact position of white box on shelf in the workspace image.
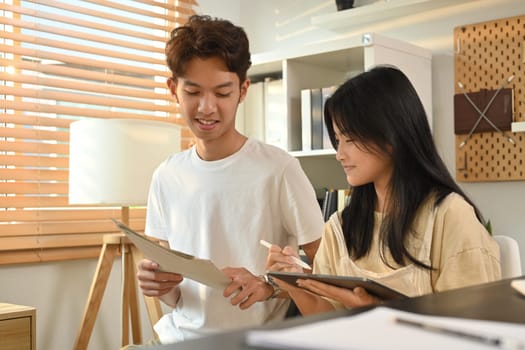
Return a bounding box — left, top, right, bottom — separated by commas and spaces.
237, 80, 266, 142
301, 89, 312, 151
265, 78, 295, 151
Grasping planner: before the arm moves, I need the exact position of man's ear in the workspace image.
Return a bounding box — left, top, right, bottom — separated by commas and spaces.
238, 79, 250, 103
167, 77, 179, 103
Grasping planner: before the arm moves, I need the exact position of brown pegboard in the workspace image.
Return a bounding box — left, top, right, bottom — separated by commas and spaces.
454, 15, 525, 182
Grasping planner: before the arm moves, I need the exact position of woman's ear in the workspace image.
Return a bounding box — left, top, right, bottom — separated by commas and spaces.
238, 79, 250, 103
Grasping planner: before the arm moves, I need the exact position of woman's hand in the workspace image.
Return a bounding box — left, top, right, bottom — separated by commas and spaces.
266, 244, 308, 273
270, 277, 337, 316
296, 279, 381, 308
222, 267, 274, 310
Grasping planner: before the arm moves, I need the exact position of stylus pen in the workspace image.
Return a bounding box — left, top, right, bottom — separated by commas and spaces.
394, 317, 523, 349
259, 239, 312, 270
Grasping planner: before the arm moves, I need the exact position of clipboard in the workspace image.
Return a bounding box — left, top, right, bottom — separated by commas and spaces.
268, 271, 407, 300
112, 219, 230, 289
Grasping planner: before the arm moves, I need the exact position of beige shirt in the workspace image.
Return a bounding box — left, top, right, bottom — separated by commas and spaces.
314, 193, 501, 301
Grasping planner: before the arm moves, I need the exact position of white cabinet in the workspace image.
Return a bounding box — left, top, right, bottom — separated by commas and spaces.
239, 33, 432, 192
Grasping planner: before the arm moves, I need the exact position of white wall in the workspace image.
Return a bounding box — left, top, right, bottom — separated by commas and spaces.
195, 0, 241, 24
1, 1, 524, 349
0, 258, 157, 350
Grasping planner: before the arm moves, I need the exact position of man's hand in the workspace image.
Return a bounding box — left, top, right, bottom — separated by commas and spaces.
222, 267, 273, 310
137, 258, 183, 307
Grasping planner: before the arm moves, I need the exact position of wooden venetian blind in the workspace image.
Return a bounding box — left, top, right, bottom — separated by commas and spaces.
0, 0, 196, 265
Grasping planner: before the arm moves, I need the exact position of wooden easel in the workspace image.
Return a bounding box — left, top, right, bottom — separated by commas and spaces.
73, 208, 162, 350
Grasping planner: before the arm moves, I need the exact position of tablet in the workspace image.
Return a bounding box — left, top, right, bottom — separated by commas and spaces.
268, 271, 407, 300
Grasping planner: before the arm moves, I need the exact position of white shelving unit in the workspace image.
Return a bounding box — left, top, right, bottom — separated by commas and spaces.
242, 32, 432, 192
311, 0, 481, 32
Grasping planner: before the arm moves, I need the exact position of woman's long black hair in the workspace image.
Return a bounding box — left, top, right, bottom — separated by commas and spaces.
324, 66, 484, 269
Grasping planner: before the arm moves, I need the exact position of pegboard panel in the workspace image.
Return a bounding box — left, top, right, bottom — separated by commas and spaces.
454, 15, 525, 182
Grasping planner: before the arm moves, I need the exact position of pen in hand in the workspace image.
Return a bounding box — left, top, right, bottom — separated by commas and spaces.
259, 239, 312, 270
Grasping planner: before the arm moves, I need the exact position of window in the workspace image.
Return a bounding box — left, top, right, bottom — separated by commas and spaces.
0, 0, 196, 264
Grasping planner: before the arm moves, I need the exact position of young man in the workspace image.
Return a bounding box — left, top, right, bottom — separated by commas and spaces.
136, 15, 323, 344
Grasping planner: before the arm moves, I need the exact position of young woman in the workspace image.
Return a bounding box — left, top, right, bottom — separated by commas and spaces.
267, 66, 501, 315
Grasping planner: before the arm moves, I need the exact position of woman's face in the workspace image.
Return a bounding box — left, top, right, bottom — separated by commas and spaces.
333, 123, 393, 191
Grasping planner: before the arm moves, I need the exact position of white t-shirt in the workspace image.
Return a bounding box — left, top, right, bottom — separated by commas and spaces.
145, 138, 324, 343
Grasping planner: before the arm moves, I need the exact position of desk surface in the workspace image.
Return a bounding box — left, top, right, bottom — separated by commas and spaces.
387, 277, 525, 324
149, 277, 525, 350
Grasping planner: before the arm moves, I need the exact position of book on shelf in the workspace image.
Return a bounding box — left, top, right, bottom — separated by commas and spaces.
322, 188, 352, 221
265, 78, 286, 150
321, 188, 338, 221
300, 89, 312, 151
238, 77, 302, 152
265, 78, 301, 151
310, 88, 323, 150
300, 85, 339, 152
239, 80, 265, 142
321, 85, 338, 149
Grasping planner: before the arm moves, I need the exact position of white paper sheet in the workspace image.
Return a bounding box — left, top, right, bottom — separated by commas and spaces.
113, 219, 230, 289
246, 307, 525, 350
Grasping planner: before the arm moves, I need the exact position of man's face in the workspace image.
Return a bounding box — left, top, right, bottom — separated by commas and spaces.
167, 56, 248, 144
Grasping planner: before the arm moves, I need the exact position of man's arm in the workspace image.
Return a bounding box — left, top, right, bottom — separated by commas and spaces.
300, 238, 321, 266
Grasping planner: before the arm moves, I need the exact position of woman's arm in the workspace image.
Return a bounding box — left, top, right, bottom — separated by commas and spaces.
431, 194, 502, 291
